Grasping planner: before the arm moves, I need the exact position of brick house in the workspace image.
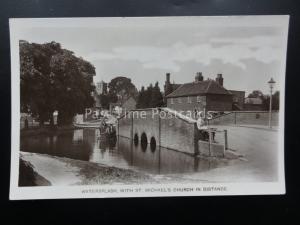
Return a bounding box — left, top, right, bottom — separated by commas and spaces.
165, 73, 244, 115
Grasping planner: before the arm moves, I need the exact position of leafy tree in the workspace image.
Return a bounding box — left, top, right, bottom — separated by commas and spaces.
49, 51, 95, 124
248, 90, 264, 99
136, 82, 163, 108
247, 90, 279, 110
136, 86, 146, 108
144, 83, 153, 108
20, 41, 61, 125
20, 40, 95, 126
150, 82, 164, 107
263, 91, 280, 110
108, 76, 138, 103
98, 94, 110, 109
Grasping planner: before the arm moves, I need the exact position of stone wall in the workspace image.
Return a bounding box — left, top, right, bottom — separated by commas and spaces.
132, 110, 160, 146
198, 141, 225, 157
117, 113, 132, 138
117, 108, 200, 155
160, 112, 198, 154
208, 111, 279, 126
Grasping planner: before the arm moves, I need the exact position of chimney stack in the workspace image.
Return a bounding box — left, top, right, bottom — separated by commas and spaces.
195, 72, 204, 82
216, 73, 223, 86
166, 73, 170, 83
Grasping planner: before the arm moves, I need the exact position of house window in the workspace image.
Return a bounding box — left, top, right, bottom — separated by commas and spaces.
187, 96, 192, 103
178, 98, 182, 103
197, 96, 201, 103
170, 98, 174, 104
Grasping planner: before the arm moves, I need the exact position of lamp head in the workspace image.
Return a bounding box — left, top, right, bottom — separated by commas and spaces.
268, 78, 276, 89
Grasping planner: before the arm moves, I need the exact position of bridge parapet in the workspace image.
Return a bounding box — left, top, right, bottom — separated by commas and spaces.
117, 108, 200, 155
208, 111, 279, 126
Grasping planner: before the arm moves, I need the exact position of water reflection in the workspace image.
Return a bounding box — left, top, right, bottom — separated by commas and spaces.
21, 130, 92, 161
21, 128, 221, 175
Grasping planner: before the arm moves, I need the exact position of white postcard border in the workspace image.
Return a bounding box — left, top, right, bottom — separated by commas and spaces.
9, 16, 289, 200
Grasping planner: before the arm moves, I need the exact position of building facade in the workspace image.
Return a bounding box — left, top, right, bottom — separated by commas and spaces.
165, 73, 244, 115
244, 97, 264, 111
95, 80, 108, 95
93, 80, 108, 108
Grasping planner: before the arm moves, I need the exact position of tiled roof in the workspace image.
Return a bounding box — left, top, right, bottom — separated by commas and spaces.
166, 79, 232, 98
171, 83, 182, 90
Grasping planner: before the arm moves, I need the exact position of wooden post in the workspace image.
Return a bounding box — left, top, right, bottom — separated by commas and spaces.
194, 123, 200, 155
224, 129, 228, 150
234, 112, 237, 125
224, 129, 228, 157
158, 108, 161, 147
208, 129, 212, 156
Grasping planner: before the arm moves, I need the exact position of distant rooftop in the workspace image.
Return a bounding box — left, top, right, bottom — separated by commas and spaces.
166, 79, 232, 98
245, 97, 263, 105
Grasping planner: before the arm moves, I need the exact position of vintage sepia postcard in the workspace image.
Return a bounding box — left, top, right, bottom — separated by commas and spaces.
9, 16, 289, 199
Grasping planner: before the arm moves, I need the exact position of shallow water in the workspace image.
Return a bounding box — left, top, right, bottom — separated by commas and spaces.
20, 126, 279, 182
21, 128, 222, 175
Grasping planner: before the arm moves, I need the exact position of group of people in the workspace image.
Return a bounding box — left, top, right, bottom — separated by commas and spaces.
99, 118, 115, 135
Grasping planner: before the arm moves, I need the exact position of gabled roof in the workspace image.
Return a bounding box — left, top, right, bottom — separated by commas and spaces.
166, 79, 232, 98
171, 83, 182, 90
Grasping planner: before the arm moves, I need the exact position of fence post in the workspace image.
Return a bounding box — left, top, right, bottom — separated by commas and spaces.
194, 123, 200, 155
234, 112, 237, 125
208, 129, 212, 156
224, 129, 228, 151
158, 108, 161, 147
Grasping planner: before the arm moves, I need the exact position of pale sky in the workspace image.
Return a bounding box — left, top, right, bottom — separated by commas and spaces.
13, 16, 289, 95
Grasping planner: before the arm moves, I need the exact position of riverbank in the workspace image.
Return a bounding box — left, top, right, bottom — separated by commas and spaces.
20, 152, 158, 186
20, 151, 246, 186
19, 158, 51, 186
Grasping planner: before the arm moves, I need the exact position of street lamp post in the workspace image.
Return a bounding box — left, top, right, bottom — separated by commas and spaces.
268, 78, 276, 128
